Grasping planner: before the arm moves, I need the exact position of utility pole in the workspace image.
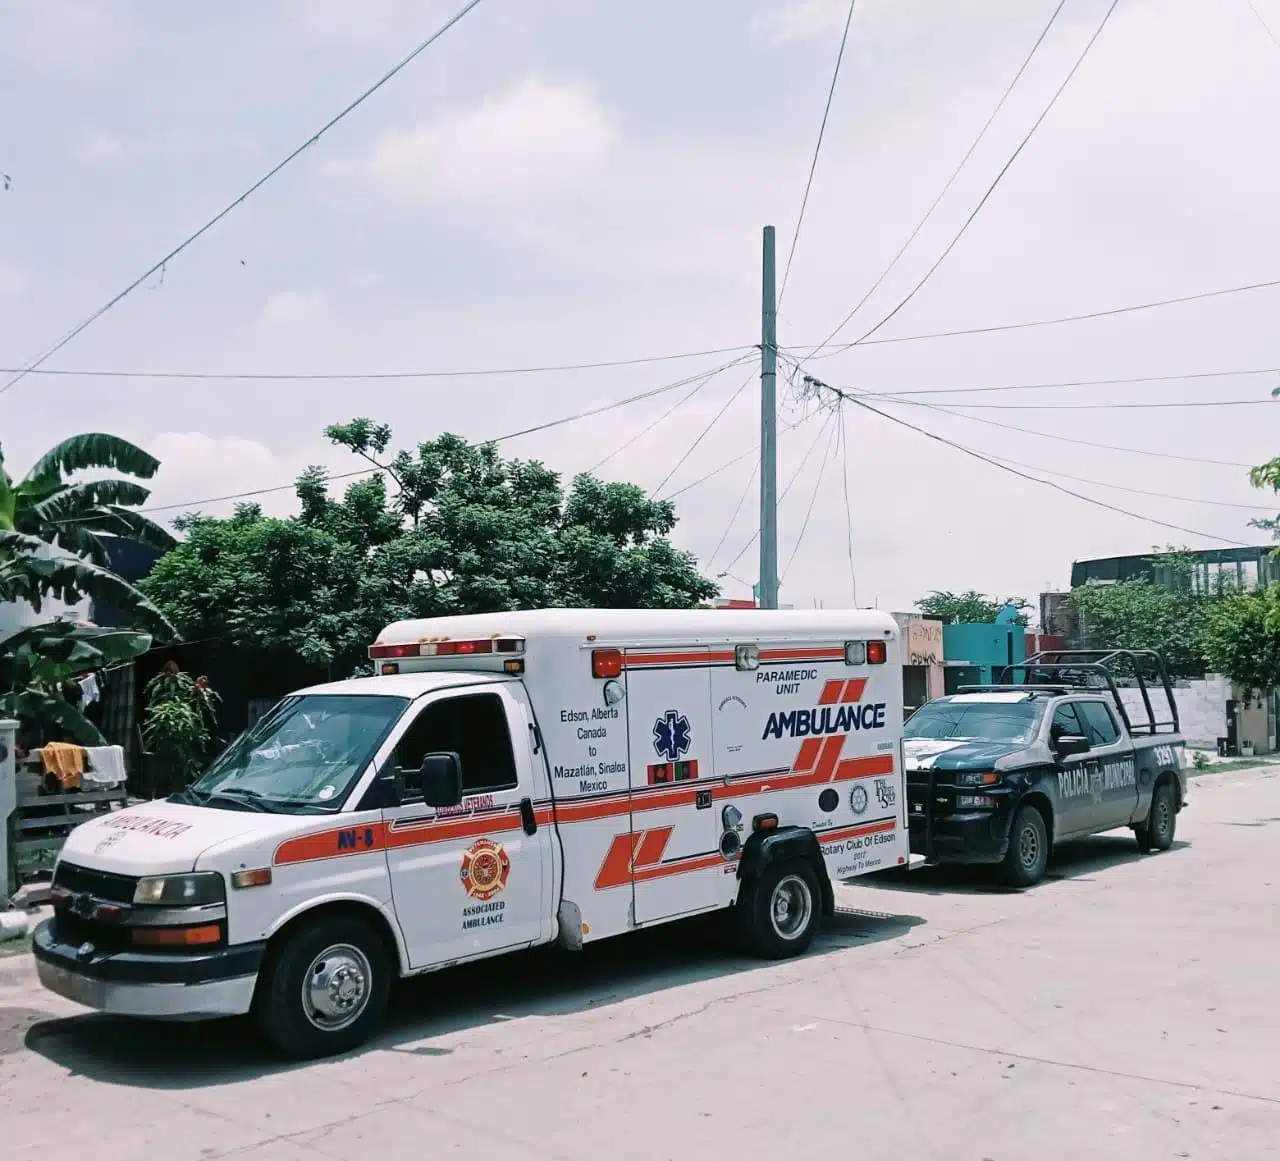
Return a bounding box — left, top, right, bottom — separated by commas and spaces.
759, 225, 779, 610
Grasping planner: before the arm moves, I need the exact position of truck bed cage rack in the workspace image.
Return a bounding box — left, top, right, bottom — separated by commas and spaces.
956, 684, 1073, 697
994, 649, 1179, 737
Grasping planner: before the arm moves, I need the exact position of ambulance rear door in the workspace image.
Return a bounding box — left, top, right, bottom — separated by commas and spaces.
621, 647, 722, 924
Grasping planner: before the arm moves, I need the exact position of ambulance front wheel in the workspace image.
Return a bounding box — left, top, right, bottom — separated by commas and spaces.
738, 860, 822, 959
256, 913, 391, 1059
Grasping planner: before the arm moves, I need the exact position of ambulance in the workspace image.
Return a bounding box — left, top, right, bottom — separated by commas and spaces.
33, 609, 908, 1057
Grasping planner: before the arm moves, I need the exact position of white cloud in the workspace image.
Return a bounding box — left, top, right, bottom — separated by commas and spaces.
145, 433, 354, 522
79, 131, 122, 160
0, 261, 27, 299
262, 290, 327, 325
332, 77, 619, 207
753, 0, 852, 44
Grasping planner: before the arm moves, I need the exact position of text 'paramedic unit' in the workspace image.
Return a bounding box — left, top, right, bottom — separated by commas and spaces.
33, 609, 908, 1057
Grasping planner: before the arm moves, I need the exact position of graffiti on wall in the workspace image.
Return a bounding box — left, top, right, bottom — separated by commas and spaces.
906, 620, 943, 667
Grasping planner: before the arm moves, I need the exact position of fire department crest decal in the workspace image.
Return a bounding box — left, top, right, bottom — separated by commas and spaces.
653, 710, 692, 763
460, 838, 510, 901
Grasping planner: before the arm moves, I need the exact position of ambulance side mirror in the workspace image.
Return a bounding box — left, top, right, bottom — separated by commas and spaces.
418, 751, 463, 808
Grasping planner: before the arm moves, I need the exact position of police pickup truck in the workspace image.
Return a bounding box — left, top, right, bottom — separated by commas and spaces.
904, 649, 1187, 887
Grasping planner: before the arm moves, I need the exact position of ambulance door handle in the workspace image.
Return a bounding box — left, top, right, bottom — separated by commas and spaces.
519, 797, 538, 835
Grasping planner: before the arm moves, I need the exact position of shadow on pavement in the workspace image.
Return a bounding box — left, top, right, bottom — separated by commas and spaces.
869, 834, 1191, 896
20, 905, 924, 1088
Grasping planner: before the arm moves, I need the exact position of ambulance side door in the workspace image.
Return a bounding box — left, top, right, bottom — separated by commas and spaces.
623, 651, 721, 924
380, 685, 552, 970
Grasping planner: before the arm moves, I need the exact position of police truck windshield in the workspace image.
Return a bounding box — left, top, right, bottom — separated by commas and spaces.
904, 697, 1045, 745
174, 694, 408, 814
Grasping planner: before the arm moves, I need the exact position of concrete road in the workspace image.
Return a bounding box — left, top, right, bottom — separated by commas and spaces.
1, 767, 1277, 1161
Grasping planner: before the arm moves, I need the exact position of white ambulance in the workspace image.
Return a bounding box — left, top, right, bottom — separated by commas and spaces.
34, 609, 907, 1057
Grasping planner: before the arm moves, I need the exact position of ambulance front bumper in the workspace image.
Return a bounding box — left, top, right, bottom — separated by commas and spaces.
32, 918, 264, 1020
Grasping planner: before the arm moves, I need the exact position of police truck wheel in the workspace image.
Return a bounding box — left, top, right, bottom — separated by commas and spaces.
1001, 805, 1049, 888
256, 915, 391, 1059
1135, 780, 1177, 853
738, 860, 822, 958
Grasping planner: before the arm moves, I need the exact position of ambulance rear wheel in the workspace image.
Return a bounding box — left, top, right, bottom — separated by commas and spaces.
739, 860, 821, 958
256, 914, 391, 1059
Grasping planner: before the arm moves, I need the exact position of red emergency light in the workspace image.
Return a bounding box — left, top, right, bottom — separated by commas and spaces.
369, 637, 525, 661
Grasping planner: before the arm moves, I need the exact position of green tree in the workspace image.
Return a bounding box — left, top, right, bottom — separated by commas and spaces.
1250, 394, 1280, 542
1203, 586, 1280, 693
1067, 580, 1210, 678
914, 590, 1031, 626
143, 425, 718, 677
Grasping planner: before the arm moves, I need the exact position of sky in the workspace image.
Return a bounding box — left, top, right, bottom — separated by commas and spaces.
1, 0, 1278, 617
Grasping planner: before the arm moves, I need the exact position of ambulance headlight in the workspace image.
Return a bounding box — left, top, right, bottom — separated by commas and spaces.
133, 872, 226, 907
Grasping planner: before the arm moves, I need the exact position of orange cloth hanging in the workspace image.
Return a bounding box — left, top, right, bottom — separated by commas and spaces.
40, 742, 85, 791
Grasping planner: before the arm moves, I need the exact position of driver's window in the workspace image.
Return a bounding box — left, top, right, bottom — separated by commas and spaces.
393, 692, 518, 800
1050, 704, 1084, 743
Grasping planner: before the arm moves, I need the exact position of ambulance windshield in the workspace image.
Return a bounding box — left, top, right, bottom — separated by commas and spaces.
175, 694, 408, 813
904, 698, 1045, 745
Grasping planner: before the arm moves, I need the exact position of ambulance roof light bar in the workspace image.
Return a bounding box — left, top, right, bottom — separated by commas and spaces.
369, 636, 526, 661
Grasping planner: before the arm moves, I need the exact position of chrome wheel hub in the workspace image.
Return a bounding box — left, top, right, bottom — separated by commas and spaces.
302, 943, 372, 1032
769, 875, 813, 941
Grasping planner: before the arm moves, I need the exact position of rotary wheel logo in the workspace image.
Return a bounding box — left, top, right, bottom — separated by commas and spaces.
460, 838, 511, 901
850, 784, 869, 816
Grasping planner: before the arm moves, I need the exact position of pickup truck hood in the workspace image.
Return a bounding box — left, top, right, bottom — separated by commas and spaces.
904, 737, 1028, 772
59, 800, 298, 876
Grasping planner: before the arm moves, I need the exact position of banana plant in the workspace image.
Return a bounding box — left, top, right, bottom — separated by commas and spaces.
0, 620, 153, 745
0, 433, 175, 568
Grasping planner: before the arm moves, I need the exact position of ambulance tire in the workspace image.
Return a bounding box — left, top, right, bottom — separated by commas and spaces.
256, 914, 391, 1059
1134, 779, 1177, 853
738, 859, 822, 959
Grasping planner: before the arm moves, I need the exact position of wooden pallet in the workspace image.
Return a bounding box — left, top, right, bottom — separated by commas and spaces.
8, 761, 132, 884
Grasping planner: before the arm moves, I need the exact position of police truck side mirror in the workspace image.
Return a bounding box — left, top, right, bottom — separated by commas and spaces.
1054, 734, 1091, 759
419, 751, 463, 808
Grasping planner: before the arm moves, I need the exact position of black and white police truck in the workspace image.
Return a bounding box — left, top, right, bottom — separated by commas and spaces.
904, 650, 1188, 887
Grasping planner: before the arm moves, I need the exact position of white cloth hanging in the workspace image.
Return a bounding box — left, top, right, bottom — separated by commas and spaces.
82, 744, 126, 787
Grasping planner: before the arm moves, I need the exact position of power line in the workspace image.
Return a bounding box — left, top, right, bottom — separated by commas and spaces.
705, 461, 759, 570
813, 362, 1280, 398
805, 274, 1280, 350
588, 356, 753, 473
853, 0, 1121, 345
780, 415, 842, 583
837, 408, 857, 604
892, 399, 1257, 468
811, 0, 1068, 355
1246, 0, 1280, 52
0, 0, 487, 400
810, 380, 1251, 545
662, 412, 812, 503
141, 362, 736, 515
0, 344, 757, 382
719, 410, 837, 577
981, 451, 1275, 511
653, 370, 756, 497
777, 0, 857, 306
777, 349, 1261, 467
877, 394, 1276, 411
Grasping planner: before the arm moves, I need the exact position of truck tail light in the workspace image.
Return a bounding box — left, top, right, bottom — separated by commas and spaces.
866, 640, 887, 665
592, 649, 623, 679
